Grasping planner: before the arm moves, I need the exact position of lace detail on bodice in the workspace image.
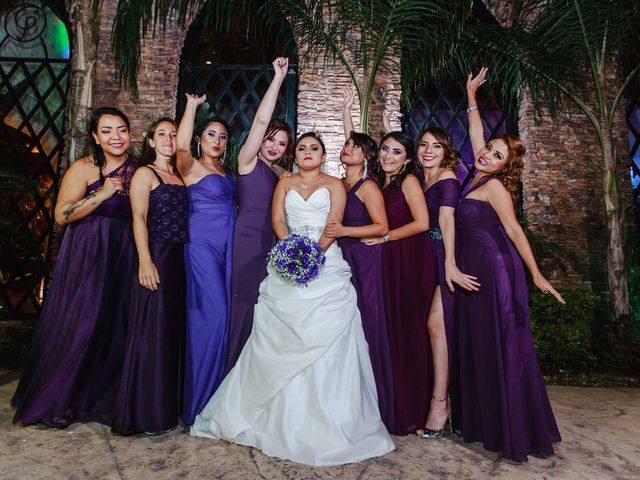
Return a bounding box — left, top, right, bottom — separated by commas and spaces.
148, 184, 189, 243
85, 156, 136, 219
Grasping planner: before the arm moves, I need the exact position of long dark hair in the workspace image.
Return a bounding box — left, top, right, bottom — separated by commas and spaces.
348, 131, 378, 178
138, 117, 177, 168
263, 119, 294, 171
371, 131, 416, 192
193, 116, 231, 159
88, 106, 130, 183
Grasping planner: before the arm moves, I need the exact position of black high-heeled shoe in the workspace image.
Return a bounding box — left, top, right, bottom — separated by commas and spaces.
417, 394, 451, 439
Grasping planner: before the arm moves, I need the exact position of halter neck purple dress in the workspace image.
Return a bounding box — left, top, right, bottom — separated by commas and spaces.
12, 157, 136, 427
182, 168, 237, 426
112, 167, 189, 434
453, 175, 561, 461
381, 177, 437, 435
337, 178, 395, 432
226, 159, 278, 373
424, 177, 461, 367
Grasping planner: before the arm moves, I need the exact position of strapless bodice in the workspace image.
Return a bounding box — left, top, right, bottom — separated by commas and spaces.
285, 187, 331, 242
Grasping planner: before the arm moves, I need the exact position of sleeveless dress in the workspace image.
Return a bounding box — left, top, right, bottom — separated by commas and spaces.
226, 159, 278, 373
453, 175, 561, 461
112, 167, 189, 434
12, 157, 136, 427
381, 181, 437, 435
182, 169, 237, 426
424, 177, 461, 369
337, 178, 395, 432
191, 188, 395, 466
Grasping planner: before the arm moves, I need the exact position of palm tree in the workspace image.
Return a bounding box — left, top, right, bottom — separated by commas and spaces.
450, 0, 640, 319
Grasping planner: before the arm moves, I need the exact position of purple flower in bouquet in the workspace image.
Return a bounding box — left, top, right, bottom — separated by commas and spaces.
267, 234, 326, 287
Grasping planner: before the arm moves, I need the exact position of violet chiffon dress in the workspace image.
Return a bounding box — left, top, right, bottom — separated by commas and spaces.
381, 179, 437, 435
112, 167, 189, 434
453, 175, 561, 462
337, 178, 395, 432
424, 177, 461, 367
12, 157, 136, 427
226, 159, 278, 373
182, 168, 237, 426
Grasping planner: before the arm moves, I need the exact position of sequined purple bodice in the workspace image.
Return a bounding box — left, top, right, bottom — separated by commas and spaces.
148, 183, 189, 243
85, 156, 135, 220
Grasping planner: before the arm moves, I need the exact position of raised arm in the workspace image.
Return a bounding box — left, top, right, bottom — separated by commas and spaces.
237, 58, 289, 174
341, 86, 356, 139
466, 68, 488, 159
271, 177, 290, 240
176, 93, 206, 176
318, 177, 347, 251
54, 159, 122, 225
487, 180, 564, 304
130, 168, 160, 291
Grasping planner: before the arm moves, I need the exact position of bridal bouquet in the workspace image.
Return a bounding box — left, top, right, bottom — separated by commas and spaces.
267, 234, 326, 287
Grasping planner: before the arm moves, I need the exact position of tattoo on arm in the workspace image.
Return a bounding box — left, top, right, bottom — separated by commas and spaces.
62, 193, 98, 220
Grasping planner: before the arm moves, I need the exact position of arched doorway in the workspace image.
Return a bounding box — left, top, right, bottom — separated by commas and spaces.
177, 15, 298, 151
0, 0, 70, 318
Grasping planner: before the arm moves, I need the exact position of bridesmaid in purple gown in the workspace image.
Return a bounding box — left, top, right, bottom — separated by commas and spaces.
12, 107, 135, 427
453, 69, 564, 461
226, 57, 293, 373
112, 118, 188, 435
415, 127, 480, 439
177, 94, 237, 426
366, 131, 436, 435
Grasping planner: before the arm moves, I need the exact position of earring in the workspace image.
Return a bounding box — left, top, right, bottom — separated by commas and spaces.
363, 159, 368, 179
196, 140, 201, 158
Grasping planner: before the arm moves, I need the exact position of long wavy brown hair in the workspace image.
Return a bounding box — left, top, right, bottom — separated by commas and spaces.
139, 117, 177, 168
495, 134, 525, 204
263, 119, 294, 172
417, 126, 458, 172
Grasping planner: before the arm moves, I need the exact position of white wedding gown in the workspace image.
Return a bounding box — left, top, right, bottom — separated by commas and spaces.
191, 187, 395, 466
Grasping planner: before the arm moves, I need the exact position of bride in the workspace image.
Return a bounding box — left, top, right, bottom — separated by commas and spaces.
191, 132, 395, 466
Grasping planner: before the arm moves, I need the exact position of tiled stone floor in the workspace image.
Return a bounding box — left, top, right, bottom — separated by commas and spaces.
1, 373, 639, 479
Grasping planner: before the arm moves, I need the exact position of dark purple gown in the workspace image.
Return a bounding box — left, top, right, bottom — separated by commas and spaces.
112, 167, 189, 434
453, 175, 561, 461
12, 157, 136, 427
226, 159, 278, 373
424, 177, 461, 368
381, 179, 437, 435
337, 178, 395, 432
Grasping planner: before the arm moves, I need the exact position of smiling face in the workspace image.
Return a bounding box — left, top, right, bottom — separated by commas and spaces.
475, 138, 510, 174
199, 121, 228, 159
149, 121, 177, 159
378, 137, 409, 175
260, 129, 289, 163
340, 138, 365, 167
417, 132, 445, 169
92, 114, 131, 159
295, 136, 325, 170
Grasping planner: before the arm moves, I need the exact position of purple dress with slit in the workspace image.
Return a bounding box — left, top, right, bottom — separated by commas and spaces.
453, 175, 561, 461
226, 160, 278, 373
381, 179, 437, 435
337, 178, 395, 432
12, 157, 136, 427
112, 167, 189, 434
182, 169, 237, 426
424, 178, 460, 368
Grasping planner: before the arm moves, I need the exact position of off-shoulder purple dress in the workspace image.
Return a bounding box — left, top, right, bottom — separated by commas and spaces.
337, 178, 395, 432
453, 175, 561, 461
226, 160, 278, 373
112, 167, 189, 434
182, 169, 237, 426
381, 180, 437, 435
424, 178, 460, 367
12, 157, 136, 427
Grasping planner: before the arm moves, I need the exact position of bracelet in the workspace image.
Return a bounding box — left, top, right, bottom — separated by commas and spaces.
383, 234, 390, 243
467, 105, 478, 113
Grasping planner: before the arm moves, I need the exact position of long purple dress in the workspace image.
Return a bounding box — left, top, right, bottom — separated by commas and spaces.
453, 175, 561, 461
182, 169, 237, 426
424, 177, 461, 368
226, 160, 278, 373
112, 167, 189, 434
381, 179, 437, 435
337, 178, 395, 432
12, 157, 136, 427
